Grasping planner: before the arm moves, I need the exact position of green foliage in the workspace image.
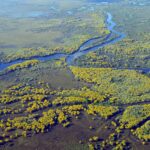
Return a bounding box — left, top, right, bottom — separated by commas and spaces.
57, 87, 106, 103
70, 66, 150, 104
134, 120, 150, 141
77, 38, 150, 69
6, 60, 39, 72
86, 104, 119, 119
0, 8, 109, 63
52, 96, 87, 106
120, 104, 150, 128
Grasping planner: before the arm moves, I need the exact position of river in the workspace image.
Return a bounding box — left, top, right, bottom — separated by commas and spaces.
0, 13, 150, 74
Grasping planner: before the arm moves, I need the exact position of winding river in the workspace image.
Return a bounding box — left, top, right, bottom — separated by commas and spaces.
0, 13, 150, 73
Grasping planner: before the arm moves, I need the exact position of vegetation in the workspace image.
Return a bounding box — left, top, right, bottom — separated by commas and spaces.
86, 104, 119, 119
134, 120, 150, 142
70, 66, 150, 104
76, 38, 150, 69
0, 0, 150, 149
75, 3, 150, 69
120, 105, 150, 128
6, 60, 39, 73
0, 77, 149, 149
0, 83, 114, 146
0, 3, 109, 63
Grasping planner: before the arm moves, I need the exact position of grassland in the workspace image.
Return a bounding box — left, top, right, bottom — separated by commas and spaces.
75, 3, 150, 69
0, 59, 149, 149
0, 0, 150, 150
0, 0, 109, 63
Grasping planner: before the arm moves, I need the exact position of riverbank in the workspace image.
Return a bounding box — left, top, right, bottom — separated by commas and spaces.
0, 12, 150, 74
